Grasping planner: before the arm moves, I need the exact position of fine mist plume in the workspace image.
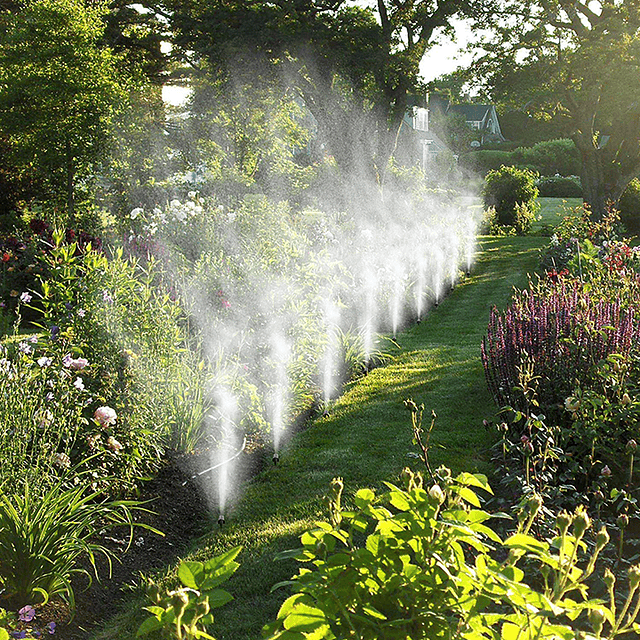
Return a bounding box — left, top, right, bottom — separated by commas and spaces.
123, 45, 480, 517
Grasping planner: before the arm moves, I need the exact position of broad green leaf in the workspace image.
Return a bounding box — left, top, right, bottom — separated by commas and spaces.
204, 587, 234, 609
503, 533, 549, 553
354, 488, 375, 507
388, 491, 411, 511
203, 545, 242, 574
362, 605, 387, 620
277, 594, 308, 620
453, 486, 482, 507
178, 560, 205, 589
456, 472, 493, 495
501, 622, 522, 640
283, 602, 327, 632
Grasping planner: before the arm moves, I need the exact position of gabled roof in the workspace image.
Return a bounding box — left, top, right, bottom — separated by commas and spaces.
446, 104, 493, 121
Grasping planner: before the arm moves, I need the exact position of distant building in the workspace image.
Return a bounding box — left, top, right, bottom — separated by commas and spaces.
399, 95, 448, 169
445, 103, 505, 144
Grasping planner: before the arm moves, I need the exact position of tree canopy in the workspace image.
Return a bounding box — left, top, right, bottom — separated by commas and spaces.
473, 0, 640, 218
0, 0, 127, 217
143, 0, 486, 183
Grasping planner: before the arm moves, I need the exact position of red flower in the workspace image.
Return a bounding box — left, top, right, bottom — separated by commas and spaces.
1, 252, 11, 262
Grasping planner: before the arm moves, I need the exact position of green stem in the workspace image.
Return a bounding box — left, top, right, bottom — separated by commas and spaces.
611, 584, 638, 636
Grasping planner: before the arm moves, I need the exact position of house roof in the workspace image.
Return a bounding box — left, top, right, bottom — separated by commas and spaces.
447, 104, 493, 122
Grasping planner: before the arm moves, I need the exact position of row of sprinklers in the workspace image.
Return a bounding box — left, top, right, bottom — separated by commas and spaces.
177, 201, 478, 528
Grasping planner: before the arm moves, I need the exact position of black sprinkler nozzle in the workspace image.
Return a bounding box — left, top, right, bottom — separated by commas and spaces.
218, 514, 225, 528
272, 452, 280, 465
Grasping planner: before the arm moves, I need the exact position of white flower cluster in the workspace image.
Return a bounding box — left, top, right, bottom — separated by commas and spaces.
129, 193, 204, 237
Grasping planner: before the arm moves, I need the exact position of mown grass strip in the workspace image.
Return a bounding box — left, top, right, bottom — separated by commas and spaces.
93, 234, 546, 640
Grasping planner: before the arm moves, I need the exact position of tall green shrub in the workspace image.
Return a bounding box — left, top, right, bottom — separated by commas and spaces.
618, 178, 640, 235
482, 165, 539, 234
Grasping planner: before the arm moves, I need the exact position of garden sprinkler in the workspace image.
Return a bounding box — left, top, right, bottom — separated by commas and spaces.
218, 514, 225, 528
272, 452, 279, 465
181, 436, 247, 486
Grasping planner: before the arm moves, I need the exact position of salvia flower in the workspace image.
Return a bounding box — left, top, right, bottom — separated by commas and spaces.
45, 621, 56, 634
94, 406, 117, 428
18, 604, 35, 622
19, 291, 32, 303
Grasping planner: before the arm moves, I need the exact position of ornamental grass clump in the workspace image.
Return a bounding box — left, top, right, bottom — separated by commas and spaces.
481, 279, 640, 412
0, 466, 154, 613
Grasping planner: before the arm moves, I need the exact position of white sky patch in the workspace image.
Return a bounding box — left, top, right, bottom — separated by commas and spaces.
163, 85, 192, 106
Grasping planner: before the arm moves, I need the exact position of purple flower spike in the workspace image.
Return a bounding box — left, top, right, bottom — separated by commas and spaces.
45, 621, 56, 634
12, 631, 27, 639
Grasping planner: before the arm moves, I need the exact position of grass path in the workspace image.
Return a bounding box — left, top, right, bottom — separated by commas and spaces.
94, 234, 547, 640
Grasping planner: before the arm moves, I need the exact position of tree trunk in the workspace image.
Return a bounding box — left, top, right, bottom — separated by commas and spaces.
577, 143, 608, 220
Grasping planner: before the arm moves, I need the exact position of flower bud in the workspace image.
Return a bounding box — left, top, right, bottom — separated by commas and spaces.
523, 441, 534, 456
564, 397, 581, 412
622, 392, 632, 406
573, 506, 591, 538
595, 526, 610, 551
428, 483, 445, 506
627, 439, 638, 455
601, 465, 612, 478
618, 513, 629, 529
527, 494, 543, 517
604, 567, 616, 590
556, 510, 573, 536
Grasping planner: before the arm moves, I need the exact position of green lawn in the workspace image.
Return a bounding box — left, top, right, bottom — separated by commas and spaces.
536, 197, 582, 232
93, 199, 576, 640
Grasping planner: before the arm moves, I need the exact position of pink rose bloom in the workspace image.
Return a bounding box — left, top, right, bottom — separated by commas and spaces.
107, 436, 123, 453
94, 406, 117, 428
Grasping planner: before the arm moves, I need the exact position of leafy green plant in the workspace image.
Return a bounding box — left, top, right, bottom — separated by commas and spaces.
138, 547, 241, 640
263, 468, 640, 640
0, 465, 154, 611
618, 178, 640, 235
483, 165, 540, 233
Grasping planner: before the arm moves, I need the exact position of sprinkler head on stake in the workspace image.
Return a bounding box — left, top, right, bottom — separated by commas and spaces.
272, 452, 279, 465
218, 514, 225, 528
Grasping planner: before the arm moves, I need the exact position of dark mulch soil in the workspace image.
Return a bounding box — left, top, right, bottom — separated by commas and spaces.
65, 452, 213, 639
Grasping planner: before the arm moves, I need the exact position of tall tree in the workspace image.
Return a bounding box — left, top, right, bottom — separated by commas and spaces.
0, 0, 127, 217
474, 0, 640, 219
143, 0, 483, 182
